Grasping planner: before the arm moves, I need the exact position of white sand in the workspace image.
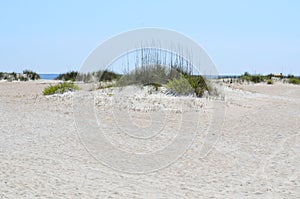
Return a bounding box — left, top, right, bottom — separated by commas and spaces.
0, 80, 299, 198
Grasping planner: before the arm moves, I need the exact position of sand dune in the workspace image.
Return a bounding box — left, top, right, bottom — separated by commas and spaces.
0, 81, 299, 198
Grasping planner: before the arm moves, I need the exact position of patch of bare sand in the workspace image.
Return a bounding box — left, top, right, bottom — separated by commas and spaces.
0, 81, 299, 198
230, 81, 300, 99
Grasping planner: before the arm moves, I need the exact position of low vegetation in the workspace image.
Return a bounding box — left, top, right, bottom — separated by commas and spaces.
55, 64, 210, 97
117, 64, 169, 86
166, 73, 194, 95
110, 46, 211, 97
55, 71, 78, 81
267, 79, 273, 84
95, 70, 122, 81
185, 75, 209, 97
165, 73, 209, 97
240, 72, 266, 83
43, 82, 79, 95
23, 70, 40, 80
237, 72, 299, 85
118, 64, 210, 97
97, 83, 116, 89
0, 70, 40, 81
56, 70, 122, 82
289, 77, 300, 85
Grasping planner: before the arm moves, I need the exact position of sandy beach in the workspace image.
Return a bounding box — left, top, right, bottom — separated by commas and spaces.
0, 80, 299, 198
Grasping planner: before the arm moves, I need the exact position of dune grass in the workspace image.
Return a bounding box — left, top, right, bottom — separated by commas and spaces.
43, 82, 79, 95
240, 72, 266, 83
55, 70, 121, 82
289, 77, 300, 85
166, 73, 194, 95
118, 64, 210, 97
55, 71, 78, 81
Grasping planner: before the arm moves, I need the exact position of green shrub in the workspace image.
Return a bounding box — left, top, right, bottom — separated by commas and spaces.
165, 74, 209, 97
58, 70, 122, 82
96, 70, 121, 81
118, 64, 209, 97
11, 72, 17, 81
23, 70, 40, 80
19, 76, 29, 81
267, 79, 273, 84
0, 71, 39, 81
185, 75, 209, 97
251, 75, 264, 83
43, 82, 79, 95
55, 71, 78, 81
166, 74, 194, 95
240, 72, 265, 83
289, 78, 300, 85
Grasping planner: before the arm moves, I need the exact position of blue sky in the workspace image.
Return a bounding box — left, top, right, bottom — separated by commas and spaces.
0, 0, 299, 75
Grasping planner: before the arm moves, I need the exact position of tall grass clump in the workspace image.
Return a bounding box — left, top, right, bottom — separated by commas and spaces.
74, 46, 213, 97
116, 47, 211, 97
117, 64, 168, 86
43, 82, 79, 95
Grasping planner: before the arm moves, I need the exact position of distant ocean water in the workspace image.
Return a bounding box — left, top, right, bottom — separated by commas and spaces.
39, 74, 60, 80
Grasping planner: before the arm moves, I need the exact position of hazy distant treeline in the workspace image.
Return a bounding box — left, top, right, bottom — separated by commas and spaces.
55, 70, 121, 82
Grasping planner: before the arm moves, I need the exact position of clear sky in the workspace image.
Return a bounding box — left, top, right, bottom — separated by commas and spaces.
0, 0, 299, 75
